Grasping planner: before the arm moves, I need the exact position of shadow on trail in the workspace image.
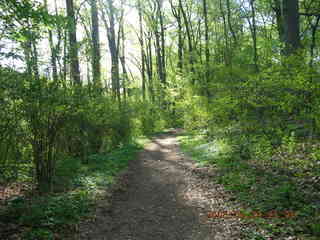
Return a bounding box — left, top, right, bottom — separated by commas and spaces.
84, 132, 215, 240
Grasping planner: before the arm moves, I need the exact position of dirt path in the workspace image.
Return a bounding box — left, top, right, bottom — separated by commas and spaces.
79, 130, 250, 240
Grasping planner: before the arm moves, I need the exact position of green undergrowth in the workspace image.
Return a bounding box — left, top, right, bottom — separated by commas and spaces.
0, 140, 145, 240
178, 133, 320, 240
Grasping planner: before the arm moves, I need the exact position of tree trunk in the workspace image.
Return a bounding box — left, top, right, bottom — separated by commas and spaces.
219, 0, 230, 66
179, 0, 195, 80
158, 0, 166, 85
91, 0, 101, 88
66, 0, 81, 84
283, 0, 300, 55
146, 32, 154, 102
273, 0, 301, 55
101, 0, 121, 101
154, 29, 162, 83
44, 0, 58, 81
309, 16, 320, 66
203, 0, 210, 97
138, 0, 146, 100
169, 0, 184, 72
282, 0, 300, 55
226, 0, 237, 44
120, 12, 128, 101
249, 0, 258, 71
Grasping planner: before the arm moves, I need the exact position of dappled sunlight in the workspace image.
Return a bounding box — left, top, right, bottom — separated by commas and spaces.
1, 0, 319, 238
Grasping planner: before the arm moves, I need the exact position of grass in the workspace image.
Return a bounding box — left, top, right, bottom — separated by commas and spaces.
0, 141, 144, 239
178, 133, 320, 240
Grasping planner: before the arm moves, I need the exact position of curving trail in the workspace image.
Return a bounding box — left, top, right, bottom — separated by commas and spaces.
79, 130, 249, 240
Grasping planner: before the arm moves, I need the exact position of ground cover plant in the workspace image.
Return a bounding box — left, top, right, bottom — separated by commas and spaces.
179, 132, 320, 239
1, 0, 320, 239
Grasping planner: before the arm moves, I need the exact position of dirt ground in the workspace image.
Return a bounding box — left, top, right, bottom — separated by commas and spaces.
78, 130, 253, 240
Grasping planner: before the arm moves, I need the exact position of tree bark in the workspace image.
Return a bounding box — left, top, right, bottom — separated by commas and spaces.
169, 0, 184, 71
119, 7, 128, 101
309, 16, 320, 66
101, 0, 121, 101
203, 0, 210, 97
249, 0, 258, 71
146, 32, 154, 102
66, 0, 81, 84
158, 0, 166, 85
179, 0, 195, 80
138, 0, 146, 100
219, 0, 230, 66
273, 0, 301, 55
44, 0, 58, 81
90, 0, 101, 88
226, 0, 237, 44
282, 0, 300, 55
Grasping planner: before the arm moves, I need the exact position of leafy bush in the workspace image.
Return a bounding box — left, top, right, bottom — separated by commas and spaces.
0, 68, 142, 192
2, 140, 143, 239
5, 190, 91, 239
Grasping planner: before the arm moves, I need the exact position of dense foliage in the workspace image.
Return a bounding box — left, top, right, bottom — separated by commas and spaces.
1, 0, 320, 239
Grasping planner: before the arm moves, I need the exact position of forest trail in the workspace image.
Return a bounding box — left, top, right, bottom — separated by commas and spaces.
79, 130, 247, 240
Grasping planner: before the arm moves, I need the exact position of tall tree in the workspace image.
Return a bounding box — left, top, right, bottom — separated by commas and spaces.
44, 0, 58, 81
119, 0, 128, 100
203, 0, 210, 97
66, 0, 81, 84
90, 0, 101, 88
249, 0, 258, 71
283, 0, 301, 55
137, 0, 146, 99
219, 0, 231, 66
273, 0, 301, 55
180, 0, 195, 78
101, 0, 121, 101
169, 0, 184, 72
226, 0, 237, 44
146, 31, 154, 102
157, 0, 166, 85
